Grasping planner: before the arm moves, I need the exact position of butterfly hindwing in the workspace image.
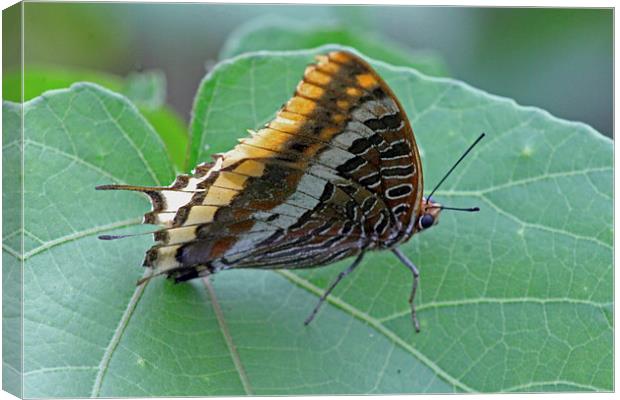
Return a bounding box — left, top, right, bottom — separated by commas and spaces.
107, 51, 424, 281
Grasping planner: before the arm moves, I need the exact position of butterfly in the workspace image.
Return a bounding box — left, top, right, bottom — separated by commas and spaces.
98, 51, 483, 332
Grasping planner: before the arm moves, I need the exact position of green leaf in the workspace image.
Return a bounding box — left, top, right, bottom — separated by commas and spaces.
3, 67, 188, 171
190, 47, 612, 393
3, 101, 23, 396
8, 47, 611, 397
220, 18, 449, 77
9, 83, 185, 397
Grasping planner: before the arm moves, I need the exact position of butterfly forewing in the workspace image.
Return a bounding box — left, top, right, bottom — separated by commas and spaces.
138, 51, 423, 281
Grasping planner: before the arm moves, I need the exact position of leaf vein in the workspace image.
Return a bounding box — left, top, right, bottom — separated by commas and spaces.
277, 270, 476, 393
202, 278, 254, 395
24, 139, 131, 187
91, 94, 161, 185
24, 365, 98, 377
378, 297, 611, 323
503, 380, 606, 392
90, 270, 152, 397
23, 218, 142, 260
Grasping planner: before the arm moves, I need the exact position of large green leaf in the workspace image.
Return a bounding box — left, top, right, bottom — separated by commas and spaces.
220, 18, 449, 77
3, 67, 188, 171
191, 47, 612, 393
3, 102, 23, 396
7, 47, 611, 397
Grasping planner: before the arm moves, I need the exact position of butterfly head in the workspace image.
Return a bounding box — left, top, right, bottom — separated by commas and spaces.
417, 132, 485, 233
417, 197, 442, 232
416, 197, 480, 234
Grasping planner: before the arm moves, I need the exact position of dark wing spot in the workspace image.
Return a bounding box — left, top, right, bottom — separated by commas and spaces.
337, 156, 366, 174
364, 118, 385, 132
359, 87, 387, 103
363, 112, 402, 131
368, 133, 383, 146
289, 142, 309, 153
341, 221, 354, 235
319, 182, 335, 203
345, 201, 357, 220
386, 184, 412, 199
348, 134, 384, 155
382, 165, 414, 177
372, 87, 386, 98
374, 212, 389, 234
379, 141, 410, 159
349, 138, 371, 154
359, 172, 380, 187
392, 203, 410, 215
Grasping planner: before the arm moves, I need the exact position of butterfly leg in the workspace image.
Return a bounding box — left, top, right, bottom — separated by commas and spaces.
303, 252, 365, 326
391, 248, 421, 333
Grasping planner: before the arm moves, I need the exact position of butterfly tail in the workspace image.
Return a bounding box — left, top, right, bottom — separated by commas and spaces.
96, 163, 220, 283
96, 178, 202, 227
96, 184, 172, 221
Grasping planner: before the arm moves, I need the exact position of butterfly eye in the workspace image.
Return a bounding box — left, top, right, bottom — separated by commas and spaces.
419, 214, 434, 230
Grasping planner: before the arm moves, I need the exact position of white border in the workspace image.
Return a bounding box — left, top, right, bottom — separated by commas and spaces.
0, 2, 615, 400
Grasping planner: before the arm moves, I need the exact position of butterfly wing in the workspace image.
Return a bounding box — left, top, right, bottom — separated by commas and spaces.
102, 51, 423, 282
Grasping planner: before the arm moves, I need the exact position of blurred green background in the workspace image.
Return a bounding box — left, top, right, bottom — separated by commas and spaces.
5, 3, 613, 138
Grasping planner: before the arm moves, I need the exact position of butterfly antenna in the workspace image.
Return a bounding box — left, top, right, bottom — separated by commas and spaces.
427, 133, 485, 201
427, 206, 480, 212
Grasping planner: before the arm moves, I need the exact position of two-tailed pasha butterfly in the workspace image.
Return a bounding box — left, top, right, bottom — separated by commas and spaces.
98, 51, 483, 332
